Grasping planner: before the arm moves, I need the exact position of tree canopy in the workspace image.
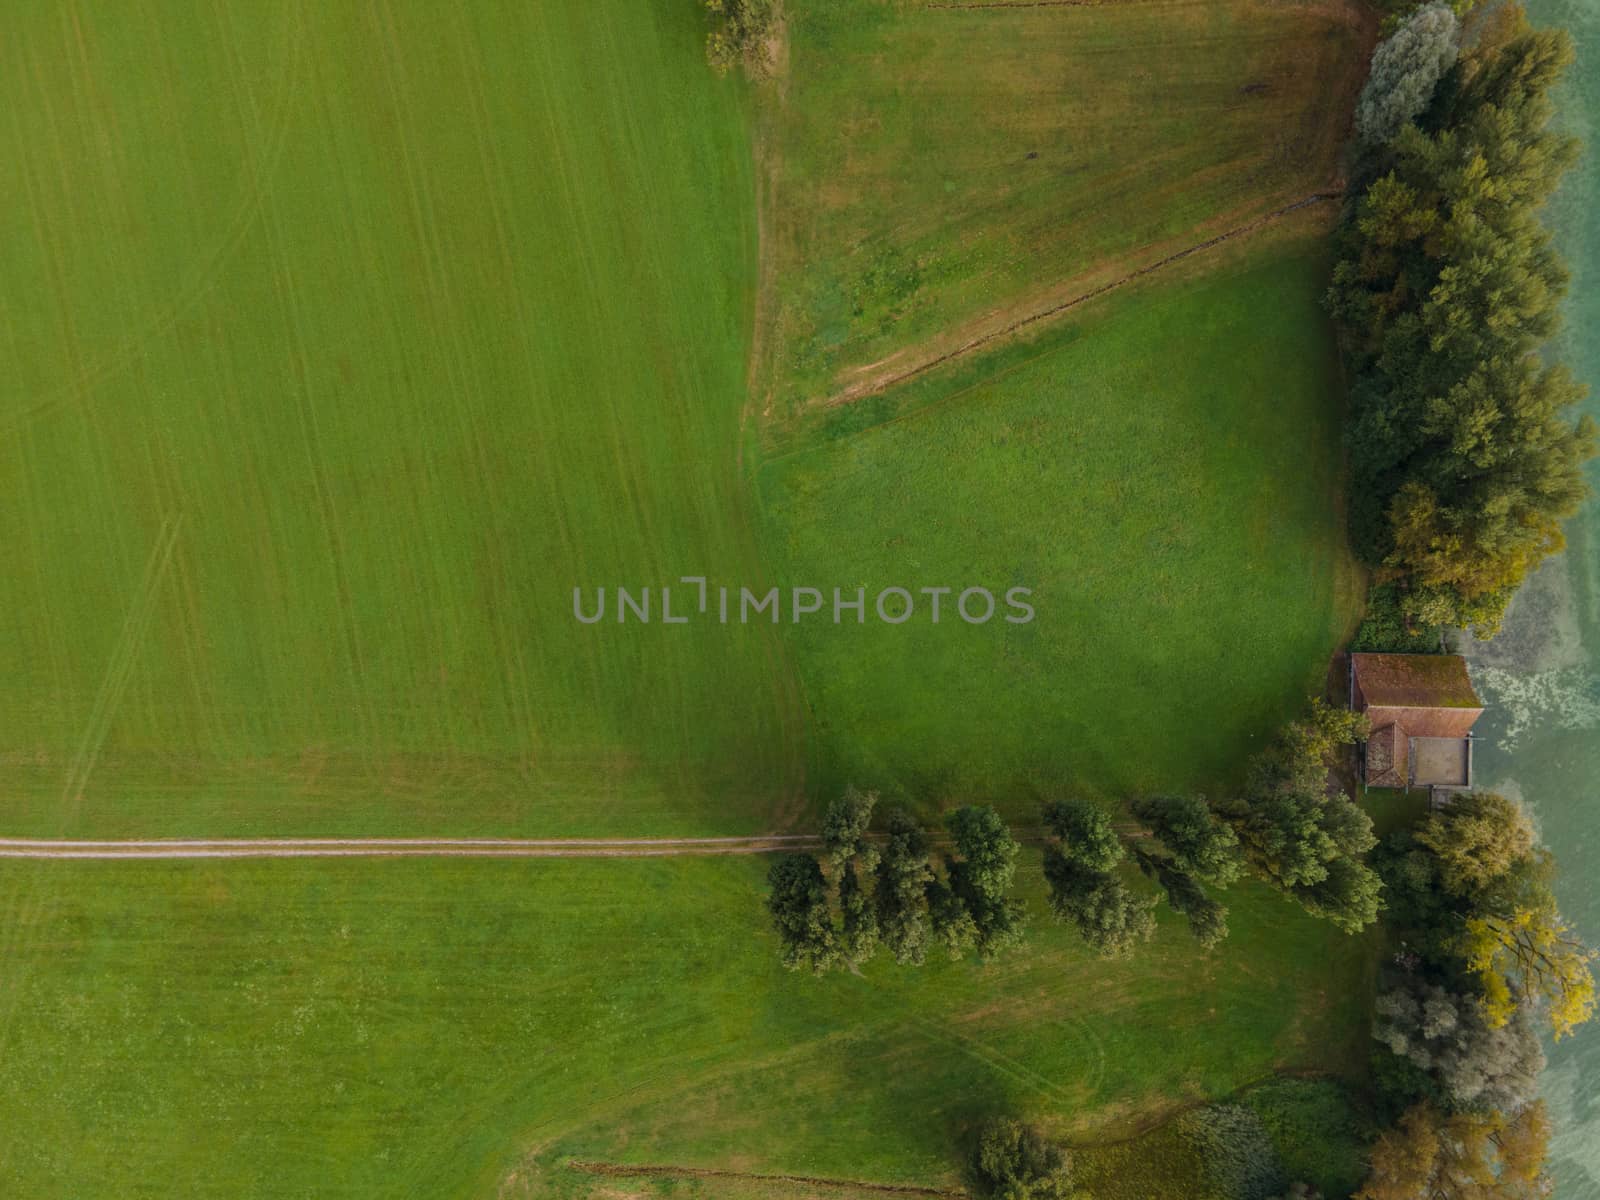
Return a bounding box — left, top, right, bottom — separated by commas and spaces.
1330, 17, 1595, 634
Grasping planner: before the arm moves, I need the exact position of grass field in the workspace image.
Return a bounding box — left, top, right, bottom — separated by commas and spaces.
0, 855, 1374, 1198
0, 0, 800, 838
756, 238, 1364, 814
0, 0, 1383, 1196
753, 0, 1371, 420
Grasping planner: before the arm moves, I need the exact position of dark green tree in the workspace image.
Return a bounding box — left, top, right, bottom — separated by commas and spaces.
1130, 794, 1244, 887
1041, 797, 1122, 872
837, 858, 879, 968
969, 1119, 1073, 1200
822, 785, 879, 873
945, 805, 1027, 960
1134, 845, 1230, 948
766, 854, 838, 975
1044, 849, 1157, 960
875, 809, 934, 966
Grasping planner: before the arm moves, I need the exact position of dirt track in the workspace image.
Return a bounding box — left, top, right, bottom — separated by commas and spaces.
0, 835, 825, 860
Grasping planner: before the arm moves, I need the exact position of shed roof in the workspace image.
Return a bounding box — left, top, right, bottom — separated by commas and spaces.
1365, 722, 1408, 789
1352, 653, 1482, 710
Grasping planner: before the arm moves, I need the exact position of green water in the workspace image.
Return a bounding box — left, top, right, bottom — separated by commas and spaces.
1462, 0, 1600, 1190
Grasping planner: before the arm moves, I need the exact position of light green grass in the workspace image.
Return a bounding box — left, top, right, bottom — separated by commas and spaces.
756, 242, 1364, 815
756, 0, 1370, 416
0, 0, 804, 838
0, 855, 1373, 1198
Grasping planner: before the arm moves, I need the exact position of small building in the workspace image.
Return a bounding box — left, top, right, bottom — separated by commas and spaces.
1349, 652, 1484, 794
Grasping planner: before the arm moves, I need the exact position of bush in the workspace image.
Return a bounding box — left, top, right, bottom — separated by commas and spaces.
1244, 1078, 1370, 1198
703, 0, 777, 75
1177, 1104, 1288, 1200
969, 1118, 1073, 1200
1355, 2, 1459, 147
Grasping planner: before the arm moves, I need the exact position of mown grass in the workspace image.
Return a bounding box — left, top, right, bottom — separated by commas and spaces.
755, 0, 1371, 418
0, 0, 800, 838
0, 855, 1373, 1198
756, 241, 1365, 817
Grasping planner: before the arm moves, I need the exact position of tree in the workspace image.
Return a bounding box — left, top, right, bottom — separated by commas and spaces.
1292, 853, 1386, 934
969, 1119, 1073, 1200
1135, 845, 1230, 948
1041, 797, 1122, 872
837, 858, 879, 968
875, 809, 935, 966
1130, 794, 1244, 886
1355, 1101, 1551, 1199
1414, 792, 1534, 898
1043, 850, 1157, 960
822, 785, 879, 873
1356, 2, 1460, 146
1218, 704, 1382, 933
1329, 25, 1595, 633
1462, 886, 1597, 1038
945, 805, 1027, 960
1373, 977, 1545, 1113
703, 0, 777, 75
766, 854, 838, 975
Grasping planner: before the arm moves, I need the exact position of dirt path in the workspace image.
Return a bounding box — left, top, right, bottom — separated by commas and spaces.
0, 834, 825, 860
0, 825, 1139, 860
567, 1159, 964, 1198
819, 189, 1342, 410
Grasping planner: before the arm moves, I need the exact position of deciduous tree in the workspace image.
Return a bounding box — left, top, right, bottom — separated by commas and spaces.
945, 805, 1027, 960
875, 809, 935, 966
969, 1119, 1073, 1200
1355, 1101, 1551, 1199
1130, 794, 1244, 887
1374, 977, 1545, 1112
766, 854, 838, 975
1356, 2, 1460, 146
822, 785, 879, 873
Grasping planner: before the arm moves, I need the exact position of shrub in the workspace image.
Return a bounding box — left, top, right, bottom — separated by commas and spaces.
1177, 1104, 1288, 1200
969, 1118, 1073, 1200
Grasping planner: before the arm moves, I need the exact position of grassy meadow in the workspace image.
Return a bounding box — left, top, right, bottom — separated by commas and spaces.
0, 0, 801, 838
756, 239, 1364, 814
0, 855, 1374, 1199
0, 0, 1383, 1195
754, 0, 1372, 421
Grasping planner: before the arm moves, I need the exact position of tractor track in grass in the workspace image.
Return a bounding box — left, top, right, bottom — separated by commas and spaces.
819, 189, 1343, 410
566, 1159, 965, 1197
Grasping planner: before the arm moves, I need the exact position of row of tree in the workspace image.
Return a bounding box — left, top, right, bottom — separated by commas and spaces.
767, 788, 1026, 974
1331, 2, 1596, 636
1353, 791, 1595, 1197
768, 699, 1386, 973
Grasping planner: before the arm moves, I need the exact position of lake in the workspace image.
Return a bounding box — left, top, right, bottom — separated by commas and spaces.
1461, 0, 1600, 1191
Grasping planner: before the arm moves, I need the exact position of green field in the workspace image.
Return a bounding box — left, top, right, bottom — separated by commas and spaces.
0, 0, 1382, 1195
0, 0, 800, 838
757, 240, 1363, 811
0, 856, 1373, 1198
754, 0, 1371, 420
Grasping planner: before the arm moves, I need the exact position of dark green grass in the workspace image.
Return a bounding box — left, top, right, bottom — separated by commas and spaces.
0, 0, 802, 837
756, 244, 1364, 816
0, 855, 1372, 1198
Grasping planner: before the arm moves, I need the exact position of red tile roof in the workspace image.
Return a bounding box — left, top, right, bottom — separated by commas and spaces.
1365, 721, 1408, 789
1352, 653, 1483, 710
